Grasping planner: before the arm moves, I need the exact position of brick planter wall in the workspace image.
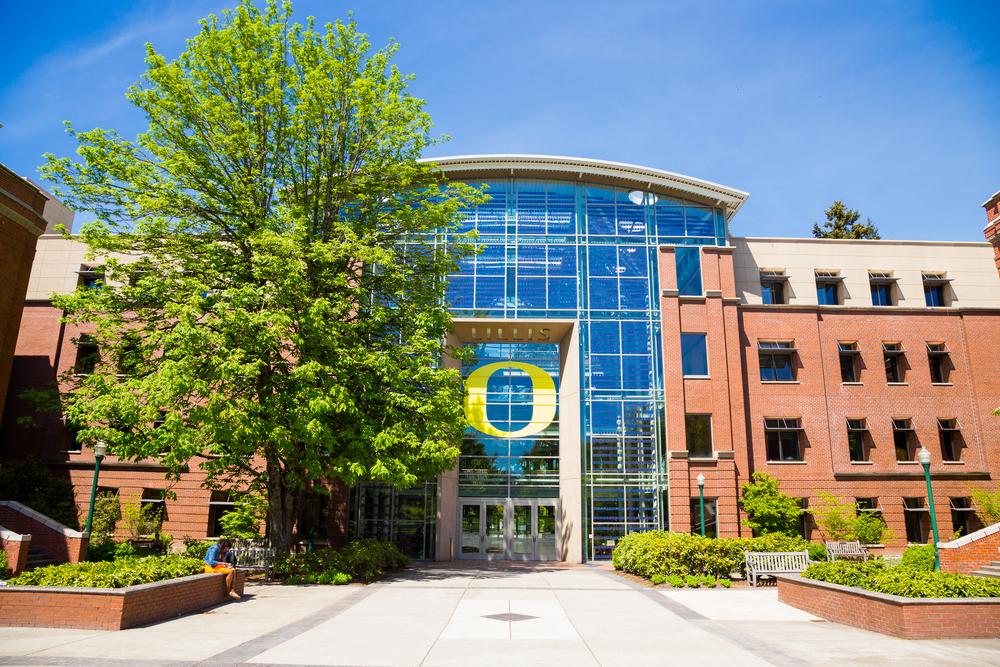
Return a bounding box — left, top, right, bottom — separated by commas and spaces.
0, 502, 87, 564
939, 523, 1000, 575
777, 574, 1000, 639
0, 528, 30, 575
0, 571, 245, 630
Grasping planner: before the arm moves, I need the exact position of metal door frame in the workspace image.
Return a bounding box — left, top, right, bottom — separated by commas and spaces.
457, 497, 560, 561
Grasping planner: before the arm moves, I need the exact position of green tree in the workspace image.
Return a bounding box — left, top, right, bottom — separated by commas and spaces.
738, 472, 802, 536
811, 493, 857, 541
970, 486, 1000, 526
40, 1, 484, 553
812, 201, 880, 239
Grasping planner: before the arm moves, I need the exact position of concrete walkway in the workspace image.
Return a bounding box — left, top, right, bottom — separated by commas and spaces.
1, 564, 998, 666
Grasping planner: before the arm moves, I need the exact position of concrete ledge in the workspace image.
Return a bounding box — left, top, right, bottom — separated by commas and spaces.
0, 501, 85, 537
776, 574, 1000, 639
0, 571, 246, 630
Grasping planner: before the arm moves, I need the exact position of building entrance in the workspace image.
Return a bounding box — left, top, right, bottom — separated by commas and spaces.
458, 498, 557, 561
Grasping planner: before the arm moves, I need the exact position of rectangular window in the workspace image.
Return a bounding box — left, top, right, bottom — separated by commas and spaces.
856, 498, 880, 515
950, 497, 978, 537
676, 247, 702, 296
922, 272, 950, 307
938, 418, 961, 462
869, 271, 896, 306
140, 488, 167, 528
815, 271, 842, 305
758, 341, 796, 382
680, 333, 709, 377
76, 264, 104, 290
893, 418, 914, 461
74, 335, 100, 375
903, 497, 929, 544
207, 491, 235, 538
760, 278, 786, 305
847, 419, 868, 462
797, 498, 809, 539
690, 497, 717, 538
883, 342, 904, 383
927, 342, 950, 384
685, 414, 713, 458
764, 418, 803, 462
838, 341, 859, 382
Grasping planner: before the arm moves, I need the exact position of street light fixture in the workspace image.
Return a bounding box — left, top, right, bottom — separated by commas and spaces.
917, 447, 941, 571
83, 440, 107, 559
696, 473, 706, 537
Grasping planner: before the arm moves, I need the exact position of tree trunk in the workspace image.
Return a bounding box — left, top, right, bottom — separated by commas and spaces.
266, 457, 297, 554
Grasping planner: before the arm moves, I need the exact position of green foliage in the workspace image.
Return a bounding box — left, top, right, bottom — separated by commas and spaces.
812, 201, 880, 239
41, 0, 485, 554
650, 573, 666, 585
719, 578, 732, 588
803, 560, 1000, 598
612, 530, 821, 580
0, 549, 8, 579
0, 460, 79, 529
118, 495, 163, 540
87, 492, 121, 552
900, 545, 936, 572
853, 511, 892, 546
183, 537, 214, 560
218, 493, 267, 539
666, 574, 685, 588
739, 473, 802, 537
9, 555, 203, 588
272, 539, 408, 583
811, 493, 892, 545
970, 486, 1000, 526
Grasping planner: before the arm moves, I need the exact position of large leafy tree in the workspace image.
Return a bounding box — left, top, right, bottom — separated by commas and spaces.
812, 200, 880, 239
41, 1, 483, 552
738, 472, 802, 537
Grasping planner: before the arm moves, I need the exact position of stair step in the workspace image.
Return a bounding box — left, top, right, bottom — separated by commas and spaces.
974, 565, 1000, 574
972, 570, 1000, 579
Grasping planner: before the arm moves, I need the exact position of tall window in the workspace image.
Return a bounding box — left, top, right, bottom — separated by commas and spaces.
140, 489, 167, 528
676, 247, 702, 296
796, 498, 810, 538
838, 341, 859, 382
922, 272, 949, 307
893, 418, 915, 461
758, 341, 795, 382
760, 270, 787, 305
938, 418, 961, 462
74, 335, 100, 375
950, 497, 979, 537
690, 497, 717, 538
764, 418, 803, 462
77, 264, 104, 290
680, 333, 709, 377
882, 342, 905, 383
685, 414, 713, 458
927, 342, 950, 384
815, 270, 842, 305
207, 491, 235, 538
847, 419, 869, 462
856, 498, 881, 516
903, 497, 929, 544
869, 271, 896, 306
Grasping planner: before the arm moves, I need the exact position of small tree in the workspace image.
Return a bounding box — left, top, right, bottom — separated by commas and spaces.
218, 492, 268, 538
739, 472, 802, 536
970, 486, 1000, 526
812, 201, 880, 239
811, 493, 856, 541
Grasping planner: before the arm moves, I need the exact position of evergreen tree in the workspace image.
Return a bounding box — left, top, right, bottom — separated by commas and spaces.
40, 1, 484, 552
812, 200, 880, 239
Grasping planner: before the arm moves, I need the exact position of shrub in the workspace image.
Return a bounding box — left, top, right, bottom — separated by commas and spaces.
119, 495, 162, 540
900, 545, 935, 572
684, 575, 701, 588
739, 472, 802, 537
0, 459, 80, 529
217, 493, 266, 539
666, 575, 685, 588
8, 555, 203, 588
0, 549, 8, 579
803, 560, 1000, 598
87, 491, 121, 553
272, 539, 408, 583
854, 511, 892, 545
183, 538, 213, 560
650, 573, 666, 585
719, 578, 732, 588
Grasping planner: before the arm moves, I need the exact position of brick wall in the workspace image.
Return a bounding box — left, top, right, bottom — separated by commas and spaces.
939, 523, 1000, 574
0, 571, 245, 630
985, 190, 1000, 276
0, 504, 87, 564
0, 530, 30, 575
778, 574, 1000, 639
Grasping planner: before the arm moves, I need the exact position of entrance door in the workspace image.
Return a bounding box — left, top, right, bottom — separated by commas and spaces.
460, 502, 483, 558
458, 498, 559, 560
535, 501, 557, 560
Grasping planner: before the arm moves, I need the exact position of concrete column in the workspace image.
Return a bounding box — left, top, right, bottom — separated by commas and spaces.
558, 323, 583, 563
436, 332, 463, 561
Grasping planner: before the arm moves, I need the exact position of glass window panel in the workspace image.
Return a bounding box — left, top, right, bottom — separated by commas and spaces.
685, 414, 712, 457
446, 276, 473, 308
655, 205, 685, 236
685, 207, 715, 237
589, 402, 623, 434
590, 355, 622, 389
620, 321, 652, 354
547, 245, 576, 275
516, 246, 546, 276
516, 277, 546, 309
817, 283, 838, 305
588, 278, 619, 309
676, 247, 702, 296
681, 333, 709, 376
548, 278, 577, 309
586, 204, 616, 235
589, 321, 621, 354
588, 246, 618, 276
621, 356, 653, 389
619, 279, 650, 310
475, 277, 505, 309
477, 244, 505, 275
617, 246, 647, 276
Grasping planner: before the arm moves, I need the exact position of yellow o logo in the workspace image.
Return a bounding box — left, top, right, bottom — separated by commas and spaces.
464, 362, 556, 438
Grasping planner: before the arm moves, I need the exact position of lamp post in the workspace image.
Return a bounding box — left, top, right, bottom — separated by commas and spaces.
83, 441, 107, 558
696, 473, 706, 537
917, 447, 941, 571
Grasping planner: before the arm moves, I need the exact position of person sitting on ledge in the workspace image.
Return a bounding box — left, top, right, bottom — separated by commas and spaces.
204, 539, 241, 600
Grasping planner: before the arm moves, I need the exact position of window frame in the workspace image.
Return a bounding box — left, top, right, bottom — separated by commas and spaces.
893, 418, 915, 462
903, 497, 929, 544
758, 340, 796, 382
938, 418, 961, 462
847, 419, 869, 462
926, 342, 950, 384
882, 342, 905, 384
869, 271, 896, 306
684, 413, 714, 459
838, 341, 860, 383
680, 332, 710, 378
764, 418, 804, 462
815, 271, 843, 306
689, 497, 718, 538
74, 335, 101, 375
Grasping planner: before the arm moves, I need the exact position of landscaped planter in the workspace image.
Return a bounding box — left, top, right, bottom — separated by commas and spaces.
776, 574, 1000, 639
0, 571, 245, 630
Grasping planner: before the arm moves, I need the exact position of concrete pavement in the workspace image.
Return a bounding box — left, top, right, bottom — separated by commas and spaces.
0, 563, 998, 666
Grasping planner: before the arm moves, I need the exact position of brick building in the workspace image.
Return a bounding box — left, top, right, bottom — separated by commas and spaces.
1, 155, 998, 560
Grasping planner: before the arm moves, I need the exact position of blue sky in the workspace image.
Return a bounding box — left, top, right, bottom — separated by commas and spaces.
1, 1, 998, 240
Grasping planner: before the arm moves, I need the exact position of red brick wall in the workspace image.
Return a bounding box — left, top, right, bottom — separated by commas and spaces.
0, 533, 30, 575
0, 505, 86, 563
778, 574, 1000, 639
985, 191, 1000, 276
939, 525, 1000, 575
0, 571, 245, 630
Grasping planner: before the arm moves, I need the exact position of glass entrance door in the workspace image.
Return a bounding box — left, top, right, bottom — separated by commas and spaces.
460, 502, 483, 558
458, 498, 559, 560
535, 501, 557, 560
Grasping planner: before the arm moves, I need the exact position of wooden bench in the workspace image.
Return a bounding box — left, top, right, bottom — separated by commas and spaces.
745, 551, 810, 587
230, 538, 277, 578
825, 541, 869, 562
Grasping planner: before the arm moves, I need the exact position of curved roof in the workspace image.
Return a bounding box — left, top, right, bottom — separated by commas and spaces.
421, 154, 749, 219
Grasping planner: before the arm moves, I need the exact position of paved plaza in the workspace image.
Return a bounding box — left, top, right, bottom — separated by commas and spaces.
1, 564, 998, 666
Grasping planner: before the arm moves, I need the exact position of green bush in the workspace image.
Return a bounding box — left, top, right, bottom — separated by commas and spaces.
650, 573, 666, 585
183, 537, 213, 560
0, 549, 8, 579
739, 472, 802, 537
217, 493, 266, 539
900, 545, 935, 572
8, 555, 203, 588
0, 459, 80, 529
87, 492, 121, 555
719, 578, 732, 588
803, 560, 1000, 598
272, 539, 408, 583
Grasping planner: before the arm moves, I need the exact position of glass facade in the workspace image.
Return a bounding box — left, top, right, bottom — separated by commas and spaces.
445, 179, 727, 560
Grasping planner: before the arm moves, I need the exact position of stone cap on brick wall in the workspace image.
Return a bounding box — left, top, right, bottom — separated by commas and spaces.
0, 526, 31, 542
0, 572, 223, 594
937, 522, 1000, 549
0, 501, 87, 538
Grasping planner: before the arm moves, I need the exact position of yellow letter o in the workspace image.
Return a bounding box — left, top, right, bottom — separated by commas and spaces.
464, 362, 556, 438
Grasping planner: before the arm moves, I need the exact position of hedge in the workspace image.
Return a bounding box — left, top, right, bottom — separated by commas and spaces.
272, 538, 408, 583
8, 555, 203, 588
803, 560, 1000, 598
612, 531, 825, 580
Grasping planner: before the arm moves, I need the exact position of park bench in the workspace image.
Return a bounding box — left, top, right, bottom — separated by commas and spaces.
744, 551, 810, 587
230, 538, 277, 578
825, 540, 869, 562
